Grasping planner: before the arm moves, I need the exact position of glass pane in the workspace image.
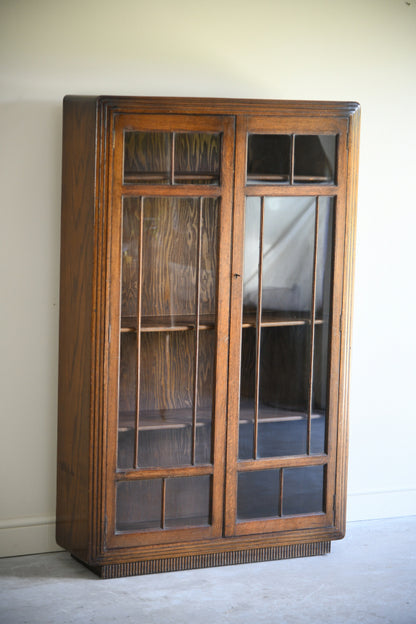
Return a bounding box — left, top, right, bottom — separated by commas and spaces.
141, 197, 199, 323
242, 197, 260, 323
282, 465, 325, 515
174, 133, 220, 184
138, 331, 195, 468
262, 197, 316, 319
237, 470, 280, 520
124, 132, 171, 184
116, 479, 162, 531
195, 329, 215, 464
117, 332, 137, 470
258, 326, 310, 457
247, 134, 290, 184
311, 198, 335, 454
294, 135, 336, 184
199, 198, 218, 318
165, 476, 211, 528
239, 327, 256, 460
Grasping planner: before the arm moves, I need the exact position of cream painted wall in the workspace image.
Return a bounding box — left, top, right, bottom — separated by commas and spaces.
1, 0, 415, 557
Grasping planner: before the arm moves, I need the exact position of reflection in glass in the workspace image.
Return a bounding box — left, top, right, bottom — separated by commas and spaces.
174, 133, 220, 184
294, 135, 336, 184
124, 132, 171, 184
282, 465, 325, 515
237, 470, 280, 520
117, 332, 137, 470
247, 134, 291, 184
165, 476, 211, 528
141, 197, 199, 321
137, 331, 195, 468
116, 479, 162, 531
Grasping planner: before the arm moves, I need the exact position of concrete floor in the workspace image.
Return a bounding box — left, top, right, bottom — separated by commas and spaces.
0, 517, 415, 624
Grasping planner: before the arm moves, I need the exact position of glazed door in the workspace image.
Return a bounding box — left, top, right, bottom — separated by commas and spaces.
225, 115, 349, 536
106, 113, 234, 548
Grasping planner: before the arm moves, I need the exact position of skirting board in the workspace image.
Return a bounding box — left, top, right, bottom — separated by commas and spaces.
1, 488, 415, 558
0, 517, 62, 558
346, 488, 416, 522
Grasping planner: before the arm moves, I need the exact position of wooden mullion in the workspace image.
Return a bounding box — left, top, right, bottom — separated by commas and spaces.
134, 197, 144, 469
121, 184, 222, 198
115, 464, 214, 481
192, 198, 203, 465
307, 197, 320, 455
244, 185, 337, 197
237, 454, 328, 472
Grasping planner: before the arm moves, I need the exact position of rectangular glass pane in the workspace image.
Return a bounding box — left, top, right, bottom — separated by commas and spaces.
138, 331, 195, 468
199, 198, 218, 318
116, 479, 162, 532
242, 197, 260, 323
239, 327, 256, 460
247, 134, 291, 184
174, 133, 220, 184
237, 470, 280, 520
258, 326, 310, 457
262, 197, 315, 319
124, 132, 171, 184
195, 329, 215, 464
121, 198, 141, 319
311, 198, 335, 454
282, 465, 325, 515
141, 197, 199, 323
117, 332, 137, 470
165, 476, 211, 528
294, 135, 336, 184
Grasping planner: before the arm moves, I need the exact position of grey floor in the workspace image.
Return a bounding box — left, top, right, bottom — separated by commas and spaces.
0, 517, 415, 624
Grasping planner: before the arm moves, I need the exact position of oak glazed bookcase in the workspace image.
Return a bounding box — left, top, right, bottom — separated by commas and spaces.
56, 96, 360, 578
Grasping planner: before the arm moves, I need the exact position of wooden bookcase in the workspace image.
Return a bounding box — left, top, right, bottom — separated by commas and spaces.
56, 96, 360, 577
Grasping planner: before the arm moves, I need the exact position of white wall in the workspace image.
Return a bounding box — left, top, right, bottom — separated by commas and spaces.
1, 0, 415, 557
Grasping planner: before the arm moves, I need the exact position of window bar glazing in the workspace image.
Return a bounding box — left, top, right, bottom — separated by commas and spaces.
307, 197, 320, 455
192, 198, 203, 465
134, 197, 144, 469
253, 196, 265, 459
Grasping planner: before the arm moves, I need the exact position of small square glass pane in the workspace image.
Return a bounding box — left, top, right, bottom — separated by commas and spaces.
174, 133, 220, 184
294, 135, 336, 184
124, 132, 171, 184
247, 134, 291, 184
116, 479, 162, 532
282, 465, 324, 515
237, 469, 280, 520
165, 476, 211, 528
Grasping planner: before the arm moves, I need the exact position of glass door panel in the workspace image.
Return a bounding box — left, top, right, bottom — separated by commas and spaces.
236, 189, 335, 524
118, 196, 219, 471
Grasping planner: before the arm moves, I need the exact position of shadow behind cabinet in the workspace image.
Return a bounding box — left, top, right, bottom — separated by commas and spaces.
56, 96, 360, 578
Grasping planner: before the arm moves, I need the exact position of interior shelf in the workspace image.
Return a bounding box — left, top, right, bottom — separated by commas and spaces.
120, 314, 216, 333
118, 408, 213, 432
124, 172, 219, 184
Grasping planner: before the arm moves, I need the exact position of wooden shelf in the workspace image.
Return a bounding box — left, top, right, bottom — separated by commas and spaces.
246, 174, 332, 184
124, 172, 219, 184
242, 310, 326, 328
119, 408, 212, 432
121, 314, 216, 333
